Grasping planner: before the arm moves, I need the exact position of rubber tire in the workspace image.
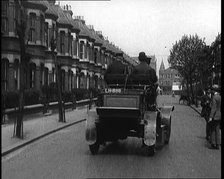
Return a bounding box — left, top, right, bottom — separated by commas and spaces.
164, 118, 171, 144
89, 142, 99, 155
148, 145, 155, 156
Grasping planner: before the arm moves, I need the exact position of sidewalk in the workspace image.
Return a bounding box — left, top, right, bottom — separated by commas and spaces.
1, 106, 89, 156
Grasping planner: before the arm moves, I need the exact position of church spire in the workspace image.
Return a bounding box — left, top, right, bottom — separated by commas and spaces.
159, 59, 165, 71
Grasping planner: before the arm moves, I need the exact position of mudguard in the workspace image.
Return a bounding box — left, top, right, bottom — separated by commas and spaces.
85, 109, 98, 145
144, 111, 157, 146
160, 106, 174, 125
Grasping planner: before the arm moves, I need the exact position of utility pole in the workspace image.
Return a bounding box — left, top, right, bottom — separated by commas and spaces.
50, 38, 65, 122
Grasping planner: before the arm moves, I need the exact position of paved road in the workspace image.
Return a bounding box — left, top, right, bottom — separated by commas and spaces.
2, 96, 221, 178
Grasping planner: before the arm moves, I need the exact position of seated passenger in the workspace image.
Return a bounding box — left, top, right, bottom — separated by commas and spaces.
104, 54, 127, 85
131, 52, 158, 107
132, 52, 158, 84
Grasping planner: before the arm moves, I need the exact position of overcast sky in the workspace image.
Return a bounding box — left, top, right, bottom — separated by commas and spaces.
57, 0, 221, 73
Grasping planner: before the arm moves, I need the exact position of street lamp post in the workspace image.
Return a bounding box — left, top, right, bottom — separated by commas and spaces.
50, 38, 65, 123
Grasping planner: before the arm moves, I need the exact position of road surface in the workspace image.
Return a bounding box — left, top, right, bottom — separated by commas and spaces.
2, 95, 221, 178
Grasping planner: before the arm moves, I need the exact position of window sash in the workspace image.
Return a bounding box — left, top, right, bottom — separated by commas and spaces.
94, 50, 97, 63
1, 18, 8, 33
60, 32, 65, 53
73, 40, 77, 56
2, 60, 8, 91
52, 23, 56, 39
30, 15, 36, 28
45, 22, 48, 47
29, 28, 35, 42
2, 2, 8, 17
80, 43, 84, 59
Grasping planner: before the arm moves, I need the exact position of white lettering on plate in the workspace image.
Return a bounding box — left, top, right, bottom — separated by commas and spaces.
105, 88, 121, 93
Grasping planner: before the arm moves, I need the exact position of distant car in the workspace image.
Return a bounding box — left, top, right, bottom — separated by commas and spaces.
86, 74, 174, 156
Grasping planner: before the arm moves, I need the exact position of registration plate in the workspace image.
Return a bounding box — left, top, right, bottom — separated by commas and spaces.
104, 88, 122, 93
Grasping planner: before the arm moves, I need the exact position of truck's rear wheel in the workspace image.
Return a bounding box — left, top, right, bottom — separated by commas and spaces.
89, 142, 99, 155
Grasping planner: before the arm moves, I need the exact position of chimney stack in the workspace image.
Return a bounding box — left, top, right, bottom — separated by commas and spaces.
62, 4, 73, 16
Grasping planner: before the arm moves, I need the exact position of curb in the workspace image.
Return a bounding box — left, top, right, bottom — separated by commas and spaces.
2, 118, 86, 157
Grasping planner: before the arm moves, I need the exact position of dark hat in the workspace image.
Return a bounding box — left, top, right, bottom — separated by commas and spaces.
138, 52, 147, 61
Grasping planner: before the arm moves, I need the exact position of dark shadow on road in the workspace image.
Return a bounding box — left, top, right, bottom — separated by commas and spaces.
86, 139, 169, 157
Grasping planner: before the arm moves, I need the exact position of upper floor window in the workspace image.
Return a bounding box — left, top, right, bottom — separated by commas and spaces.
29, 13, 36, 42
68, 32, 71, 55
45, 22, 49, 47
105, 55, 108, 66
94, 49, 97, 64
2, 1, 8, 16
1, 59, 9, 91
85, 43, 89, 59
73, 40, 77, 56
13, 4, 19, 35
60, 31, 65, 54
40, 15, 45, 43
52, 23, 56, 39
1, 2, 8, 33
79, 41, 84, 59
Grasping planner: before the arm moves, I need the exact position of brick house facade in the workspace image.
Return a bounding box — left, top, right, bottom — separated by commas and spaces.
1, 0, 135, 93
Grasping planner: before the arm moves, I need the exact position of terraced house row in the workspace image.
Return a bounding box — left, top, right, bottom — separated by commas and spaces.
1, 0, 137, 94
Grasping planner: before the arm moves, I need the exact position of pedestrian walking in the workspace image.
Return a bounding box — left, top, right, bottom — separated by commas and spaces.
201, 89, 212, 140
208, 84, 221, 149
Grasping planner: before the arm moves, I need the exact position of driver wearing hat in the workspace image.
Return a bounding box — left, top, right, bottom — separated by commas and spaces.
132, 52, 158, 84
